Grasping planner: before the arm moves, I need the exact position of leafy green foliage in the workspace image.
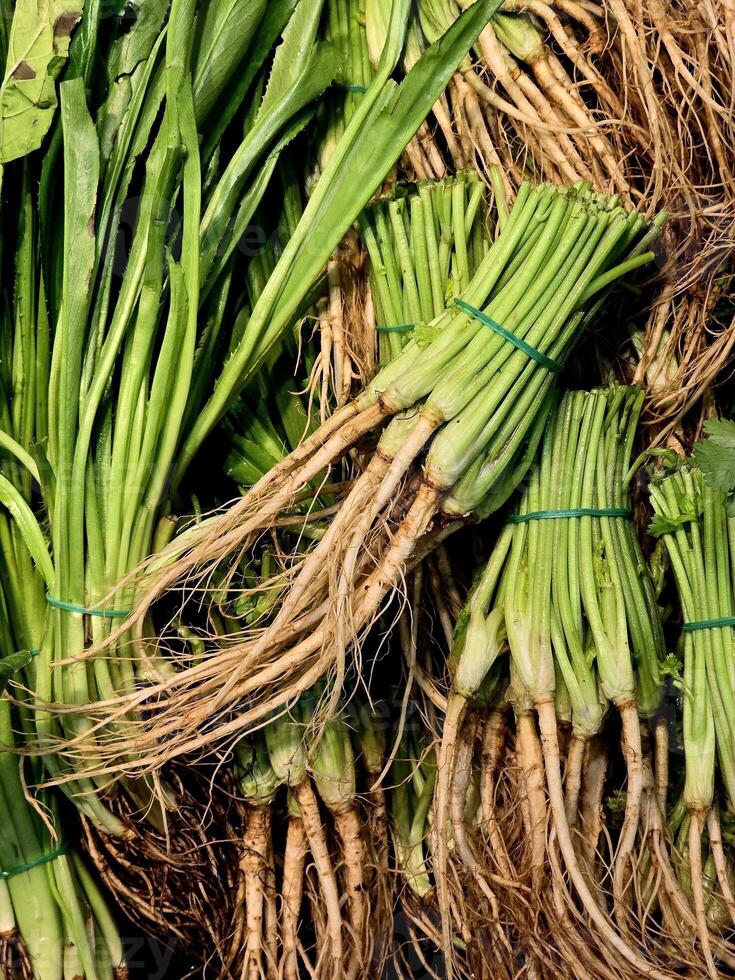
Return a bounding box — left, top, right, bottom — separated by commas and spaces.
0, 649, 33, 695
692, 418, 735, 493
0, 0, 83, 163
192, 0, 266, 123
648, 474, 703, 538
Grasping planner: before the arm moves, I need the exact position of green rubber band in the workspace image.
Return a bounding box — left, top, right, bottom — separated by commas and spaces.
682, 615, 735, 633
0, 842, 70, 880
508, 507, 633, 524
46, 593, 131, 619
376, 323, 416, 333
340, 83, 367, 93
453, 299, 562, 373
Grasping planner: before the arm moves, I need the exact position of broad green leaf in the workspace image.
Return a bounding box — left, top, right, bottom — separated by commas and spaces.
192, 0, 265, 123
0, 0, 84, 163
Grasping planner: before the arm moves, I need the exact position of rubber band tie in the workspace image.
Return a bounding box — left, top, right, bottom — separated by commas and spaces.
340, 83, 367, 93
453, 298, 562, 373
682, 615, 735, 633
376, 323, 416, 333
46, 593, 131, 619
508, 507, 633, 524
1, 842, 70, 880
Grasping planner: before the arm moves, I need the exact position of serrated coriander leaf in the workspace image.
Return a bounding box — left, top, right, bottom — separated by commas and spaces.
648, 510, 696, 538
692, 417, 735, 492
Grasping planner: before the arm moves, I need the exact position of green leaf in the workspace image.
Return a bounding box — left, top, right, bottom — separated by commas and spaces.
193, 0, 265, 123
200, 0, 298, 162
175, 0, 504, 485
0, 473, 54, 585
0, 0, 84, 163
199, 42, 338, 286
0, 650, 33, 695
692, 417, 735, 493
648, 509, 698, 538
257, 0, 326, 119
97, 0, 169, 162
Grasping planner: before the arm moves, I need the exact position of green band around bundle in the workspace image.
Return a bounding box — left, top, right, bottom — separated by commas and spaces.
453, 299, 563, 373
341, 83, 367, 93
45, 593, 131, 619
0, 842, 70, 880
682, 615, 735, 633
376, 323, 417, 333
508, 507, 633, 524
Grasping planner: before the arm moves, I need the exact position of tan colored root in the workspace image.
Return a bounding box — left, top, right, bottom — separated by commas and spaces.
479, 707, 513, 879
564, 733, 587, 829
1, 932, 32, 980
433, 86, 466, 170
242, 805, 272, 980
449, 722, 517, 968
528, 53, 628, 196
333, 806, 365, 972
613, 702, 644, 928
707, 807, 735, 928
689, 809, 719, 980
113, 400, 389, 633
293, 781, 343, 979
516, 710, 547, 883
265, 834, 278, 973
280, 815, 307, 980
651, 715, 669, 817
535, 699, 672, 979
433, 693, 467, 979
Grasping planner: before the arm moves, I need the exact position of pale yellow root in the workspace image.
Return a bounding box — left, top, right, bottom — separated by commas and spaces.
281, 816, 307, 980
404, 127, 437, 181
473, 25, 584, 181
416, 117, 449, 179
318, 280, 334, 424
